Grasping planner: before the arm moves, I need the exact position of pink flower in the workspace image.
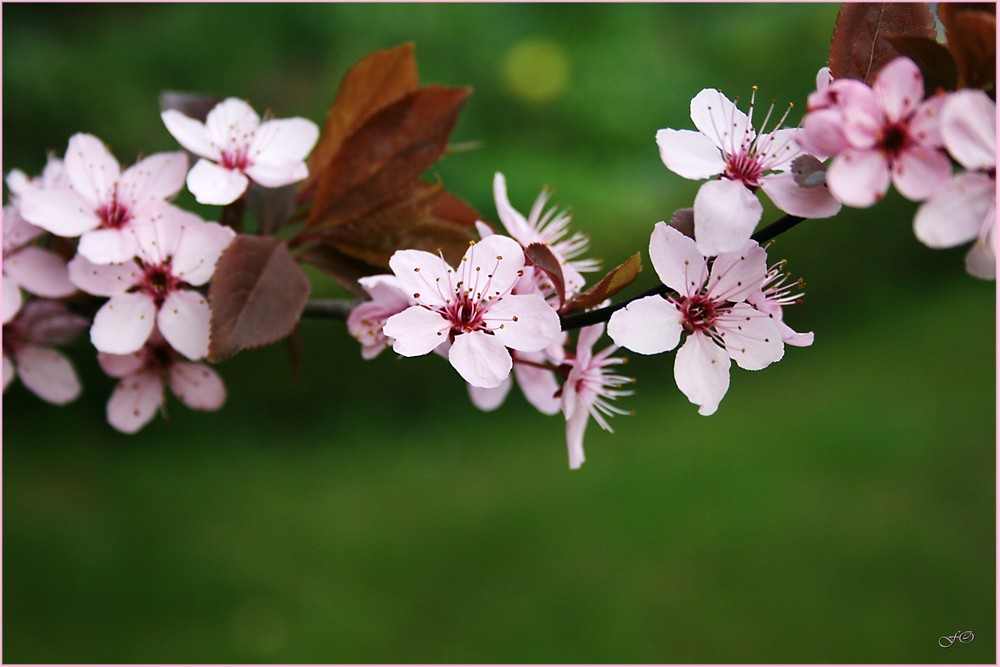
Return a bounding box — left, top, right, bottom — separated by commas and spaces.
162, 98, 319, 206
913, 90, 996, 280
657, 87, 840, 256
487, 172, 599, 296
3, 299, 88, 405
18, 133, 190, 264
3, 204, 76, 324
607, 222, 784, 416
562, 323, 633, 470
347, 275, 412, 359
68, 214, 235, 360
99, 330, 226, 434
383, 235, 562, 388
803, 57, 951, 208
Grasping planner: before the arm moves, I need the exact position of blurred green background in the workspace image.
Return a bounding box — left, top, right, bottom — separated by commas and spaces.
3, 3, 994, 663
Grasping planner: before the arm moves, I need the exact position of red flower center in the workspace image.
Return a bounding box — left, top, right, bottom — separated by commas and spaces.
679, 294, 718, 335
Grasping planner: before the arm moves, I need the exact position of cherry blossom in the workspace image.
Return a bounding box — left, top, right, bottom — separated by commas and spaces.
913, 90, 996, 280
99, 329, 226, 434
562, 323, 633, 470
657, 87, 840, 256
347, 275, 412, 359
68, 214, 235, 360
486, 172, 599, 296
607, 222, 784, 416
161, 98, 319, 206
382, 234, 562, 388
3, 299, 88, 405
3, 204, 76, 324
802, 57, 951, 208
18, 133, 190, 264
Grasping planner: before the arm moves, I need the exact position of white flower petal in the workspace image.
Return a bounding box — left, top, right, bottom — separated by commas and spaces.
607, 295, 682, 355
648, 221, 707, 295
460, 234, 526, 299
716, 303, 784, 371
693, 179, 763, 257
891, 145, 952, 202
674, 333, 730, 416
941, 90, 996, 170
161, 109, 220, 160
690, 88, 753, 153
705, 240, 768, 303
389, 249, 453, 307
2, 279, 22, 324
655, 128, 725, 180
826, 148, 891, 208
98, 351, 146, 379
384, 306, 450, 357
120, 151, 189, 205
64, 133, 121, 209
18, 187, 98, 238
186, 159, 249, 206
873, 57, 923, 122
68, 254, 140, 297
448, 330, 512, 388
760, 172, 842, 220
244, 161, 309, 189
171, 219, 236, 286
169, 361, 226, 410
205, 98, 261, 146
564, 402, 588, 470
3, 247, 75, 298
513, 354, 561, 416
468, 376, 512, 412
14, 344, 81, 405
486, 293, 560, 352
914, 172, 994, 248
157, 290, 211, 360
77, 227, 142, 265
492, 172, 533, 242
249, 117, 319, 168
91, 293, 157, 355
107, 370, 164, 434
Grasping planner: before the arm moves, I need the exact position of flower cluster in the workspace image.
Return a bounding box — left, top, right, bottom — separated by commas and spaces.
3, 97, 319, 432
800, 58, 996, 280
348, 172, 635, 469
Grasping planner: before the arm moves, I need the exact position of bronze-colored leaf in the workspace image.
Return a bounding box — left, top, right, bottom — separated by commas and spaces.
885, 35, 958, 94
296, 244, 383, 297
308, 85, 471, 229
939, 3, 996, 89
562, 252, 642, 315
302, 43, 419, 201
322, 182, 475, 270
208, 235, 312, 362
524, 242, 566, 307
829, 3, 937, 84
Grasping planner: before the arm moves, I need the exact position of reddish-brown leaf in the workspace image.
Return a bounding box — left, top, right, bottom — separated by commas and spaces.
939, 3, 996, 89
302, 44, 419, 201
885, 35, 958, 94
829, 3, 937, 84
524, 242, 566, 308
296, 244, 383, 297
322, 182, 475, 270
308, 85, 471, 229
208, 235, 312, 362
562, 252, 642, 315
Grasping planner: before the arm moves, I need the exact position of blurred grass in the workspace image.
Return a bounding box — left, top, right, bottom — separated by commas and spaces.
3, 3, 995, 663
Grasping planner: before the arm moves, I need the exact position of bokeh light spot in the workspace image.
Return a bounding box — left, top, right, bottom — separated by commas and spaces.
501, 38, 571, 103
